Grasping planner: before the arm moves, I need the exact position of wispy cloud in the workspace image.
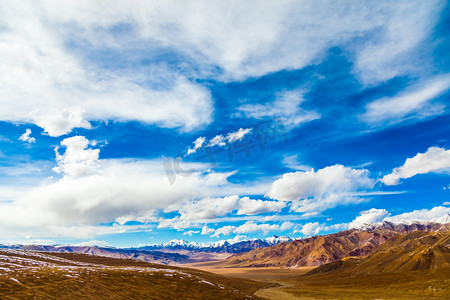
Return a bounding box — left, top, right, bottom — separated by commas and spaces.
1, 1, 443, 136
362, 75, 450, 126
237, 89, 320, 130
186, 128, 252, 156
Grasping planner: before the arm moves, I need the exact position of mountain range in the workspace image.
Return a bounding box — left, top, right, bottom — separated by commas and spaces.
0, 235, 293, 265
217, 220, 450, 268
136, 235, 293, 253
2, 219, 449, 267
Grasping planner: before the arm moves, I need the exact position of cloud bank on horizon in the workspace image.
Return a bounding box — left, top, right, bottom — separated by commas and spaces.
0, 0, 449, 247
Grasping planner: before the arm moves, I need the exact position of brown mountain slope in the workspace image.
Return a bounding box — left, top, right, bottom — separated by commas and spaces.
306, 230, 450, 277
0, 249, 267, 299
220, 229, 395, 267
219, 222, 450, 268
280, 231, 450, 299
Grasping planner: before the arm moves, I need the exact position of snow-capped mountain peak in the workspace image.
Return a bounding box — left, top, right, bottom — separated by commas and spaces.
431, 213, 450, 224
264, 235, 292, 245
139, 235, 293, 254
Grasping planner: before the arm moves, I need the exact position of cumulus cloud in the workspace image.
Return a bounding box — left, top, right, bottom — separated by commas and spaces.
385, 206, 450, 224
237, 89, 320, 130
176, 196, 240, 220
348, 208, 390, 229
0, 134, 288, 239
212, 226, 236, 237
183, 230, 199, 236
330, 206, 449, 230
201, 226, 215, 235
0, 138, 258, 238
299, 222, 323, 236
381, 147, 450, 185
52, 136, 100, 177
268, 165, 374, 213
236, 197, 285, 215
18, 129, 36, 143
211, 221, 292, 237
157, 218, 192, 230
175, 195, 285, 220
226, 235, 250, 244
207, 135, 227, 147
362, 75, 450, 126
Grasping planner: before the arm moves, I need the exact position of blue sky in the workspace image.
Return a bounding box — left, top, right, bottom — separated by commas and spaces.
0, 1, 449, 247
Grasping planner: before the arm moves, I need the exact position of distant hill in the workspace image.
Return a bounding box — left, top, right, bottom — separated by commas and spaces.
0, 235, 293, 265
218, 221, 450, 268
136, 235, 293, 253
0, 244, 193, 265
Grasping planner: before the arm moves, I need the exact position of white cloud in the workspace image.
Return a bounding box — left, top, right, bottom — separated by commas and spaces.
279, 221, 295, 231
381, 147, 450, 185
0, 2, 212, 136
237, 89, 320, 130
235, 221, 280, 234
0, 133, 288, 240
282, 154, 313, 171
18, 128, 36, 143
330, 206, 449, 230
201, 226, 215, 235
348, 208, 390, 229
177, 196, 240, 220
52, 136, 100, 177
385, 206, 450, 224
0, 141, 254, 239
225, 128, 252, 143
299, 222, 323, 236
362, 75, 450, 126
189, 128, 253, 155
211, 221, 291, 237
236, 197, 285, 215
212, 225, 236, 237
226, 235, 249, 244
207, 135, 226, 147
1, 1, 442, 134
268, 165, 374, 213
352, 2, 443, 84
187, 137, 206, 155
73, 240, 111, 247
175, 195, 285, 220
158, 218, 192, 230
183, 230, 199, 236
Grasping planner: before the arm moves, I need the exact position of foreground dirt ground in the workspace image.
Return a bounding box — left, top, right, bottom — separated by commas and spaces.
190, 263, 450, 300
0, 250, 268, 299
